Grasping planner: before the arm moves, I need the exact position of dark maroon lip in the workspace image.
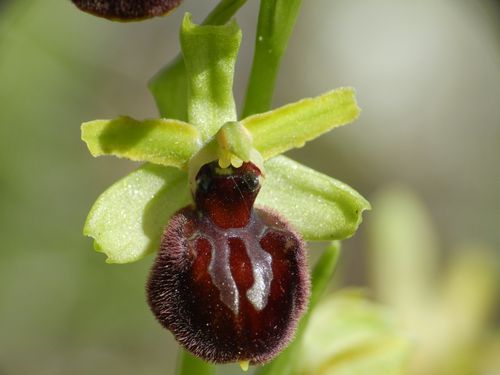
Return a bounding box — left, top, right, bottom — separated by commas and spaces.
71, 0, 182, 21
147, 161, 310, 364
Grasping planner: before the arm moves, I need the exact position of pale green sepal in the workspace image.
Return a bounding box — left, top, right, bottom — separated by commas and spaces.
257, 156, 370, 241
181, 13, 241, 141
149, 0, 248, 120
242, 88, 360, 160
81, 116, 201, 169
84, 163, 191, 264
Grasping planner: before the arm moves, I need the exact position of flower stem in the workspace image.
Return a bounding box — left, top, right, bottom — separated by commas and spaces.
204, 0, 248, 25
242, 0, 303, 117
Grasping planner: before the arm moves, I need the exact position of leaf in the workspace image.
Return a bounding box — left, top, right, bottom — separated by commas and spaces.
242, 0, 303, 116
257, 156, 370, 241
84, 164, 190, 264
242, 88, 360, 160
149, 0, 248, 120
81, 116, 201, 169
181, 14, 241, 141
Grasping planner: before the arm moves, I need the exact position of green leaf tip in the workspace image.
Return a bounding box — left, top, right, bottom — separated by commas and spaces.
83, 164, 190, 264
243, 87, 361, 160
81, 116, 201, 169
257, 156, 370, 241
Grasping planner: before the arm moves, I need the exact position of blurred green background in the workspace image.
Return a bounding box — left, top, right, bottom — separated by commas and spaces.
0, 0, 499, 374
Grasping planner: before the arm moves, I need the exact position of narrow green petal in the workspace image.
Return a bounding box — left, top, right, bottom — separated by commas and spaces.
242, 88, 360, 160
257, 156, 370, 241
81, 116, 201, 169
84, 164, 190, 264
181, 14, 241, 141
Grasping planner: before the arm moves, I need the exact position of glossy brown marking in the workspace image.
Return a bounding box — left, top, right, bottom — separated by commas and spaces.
147, 162, 310, 364
71, 0, 182, 20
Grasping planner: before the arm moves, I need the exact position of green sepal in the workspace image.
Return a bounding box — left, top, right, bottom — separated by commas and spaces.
181, 14, 241, 141
149, 0, 248, 120
257, 156, 370, 241
242, 88, 360, 160
81, 116, 201, 169
83, 164, 190, 264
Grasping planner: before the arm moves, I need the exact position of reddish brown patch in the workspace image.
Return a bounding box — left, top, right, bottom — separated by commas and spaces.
71, 0, 182, 20
147, 162, 309, 364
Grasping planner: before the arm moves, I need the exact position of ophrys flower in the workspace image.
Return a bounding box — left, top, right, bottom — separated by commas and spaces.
81, 14, 369, 364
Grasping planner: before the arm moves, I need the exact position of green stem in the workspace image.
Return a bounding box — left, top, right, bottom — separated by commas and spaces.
204, 0, 248, 25
242, 0, 303, 117
257, 242, 341, 375
149, 0, 248, 120
177, 350, 216, 375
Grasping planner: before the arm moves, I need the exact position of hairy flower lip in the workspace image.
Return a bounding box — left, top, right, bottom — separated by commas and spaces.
147, 162, 310, 364
71, 0, 183, 21
147, 206, 310, 364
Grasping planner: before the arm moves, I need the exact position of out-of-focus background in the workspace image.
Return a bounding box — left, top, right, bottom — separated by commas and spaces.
0, 1, 499, 374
